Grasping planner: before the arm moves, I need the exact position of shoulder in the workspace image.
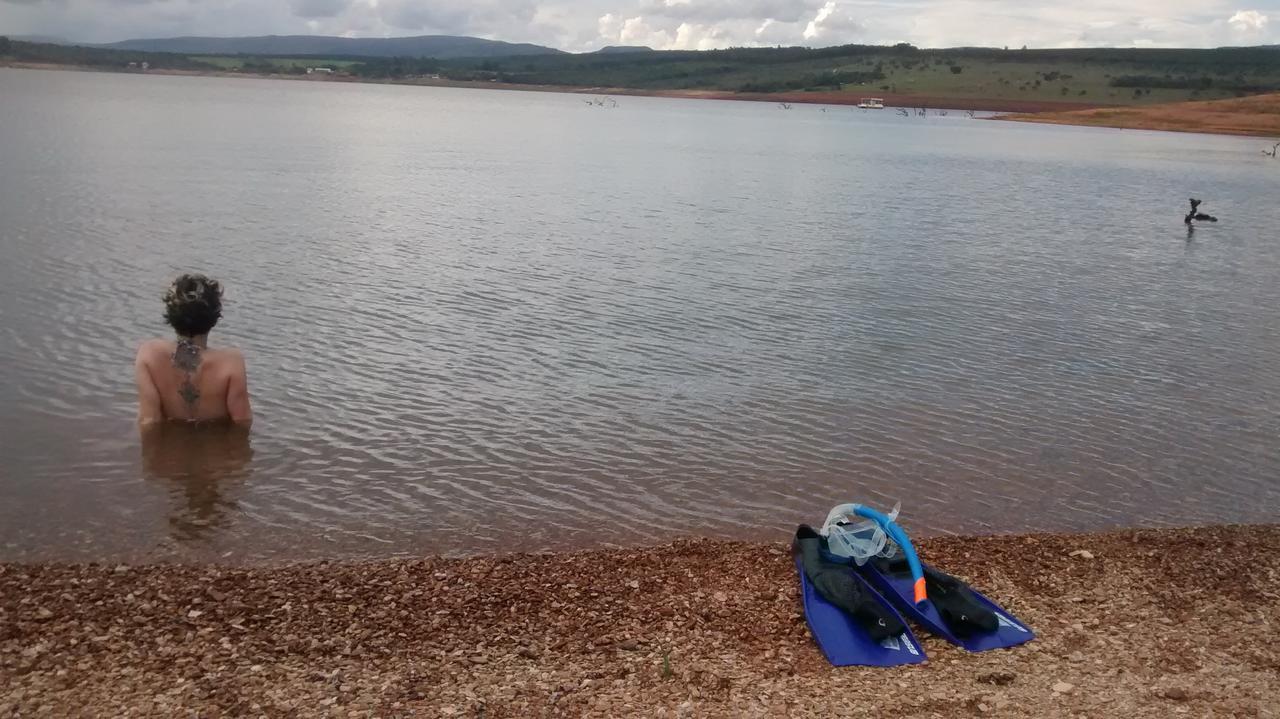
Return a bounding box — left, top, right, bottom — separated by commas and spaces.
135, 339, 172, 364
209, 347, 248, 370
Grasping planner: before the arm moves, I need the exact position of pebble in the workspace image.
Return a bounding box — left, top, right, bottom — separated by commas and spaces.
978, 672, 1016, 686
1052, 681, 1075, 694
1068, 550, 1095, 560
1164, 687, 1189, 701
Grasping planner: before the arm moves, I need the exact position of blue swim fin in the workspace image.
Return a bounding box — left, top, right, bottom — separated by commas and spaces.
857, 558, 1034, 652
795, 555, 926, 667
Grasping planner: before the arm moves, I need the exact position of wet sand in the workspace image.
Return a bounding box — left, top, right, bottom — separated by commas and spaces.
2, 524, 1276, 717
998, 93, 1280, 137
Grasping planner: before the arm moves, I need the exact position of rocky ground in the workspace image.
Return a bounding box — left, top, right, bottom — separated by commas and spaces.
2, 524, 1277, 718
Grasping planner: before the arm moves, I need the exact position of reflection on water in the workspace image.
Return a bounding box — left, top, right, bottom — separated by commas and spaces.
140, 422, 253, 541
0, 68, 1278, 563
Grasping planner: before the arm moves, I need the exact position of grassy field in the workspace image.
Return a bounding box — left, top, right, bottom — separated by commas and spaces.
825, 57, 1236, 105
193, 56, 360, 70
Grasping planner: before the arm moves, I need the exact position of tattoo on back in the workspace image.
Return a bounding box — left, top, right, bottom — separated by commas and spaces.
172, 339, 203, 415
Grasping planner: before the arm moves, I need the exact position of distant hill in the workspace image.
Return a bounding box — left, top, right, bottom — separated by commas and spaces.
9, 35, 70, 44
594, 46, 655, 54
100, 35, 563, 59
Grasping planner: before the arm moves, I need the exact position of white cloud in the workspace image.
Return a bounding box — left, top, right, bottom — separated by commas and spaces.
754, 17, 795, 44
673, 20, 729, 48
1, 0, 1279, 50
290, 0, 351, 19
1229, 8, 1269, 31
801, 0, 861, 41
375, 0, 540, 36
618, 15, 673, 46
803, 1, 832, 40
639, 0, 814, 24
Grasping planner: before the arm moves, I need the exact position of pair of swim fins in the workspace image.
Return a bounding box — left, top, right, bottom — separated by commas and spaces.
794, 525, 1033, 667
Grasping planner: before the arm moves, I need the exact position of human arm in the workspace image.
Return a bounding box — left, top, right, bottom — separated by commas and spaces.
134, 345, 164, 425
226, 351, 253, 425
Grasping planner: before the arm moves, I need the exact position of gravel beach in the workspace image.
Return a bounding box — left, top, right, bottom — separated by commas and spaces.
2, 524, 1277, 717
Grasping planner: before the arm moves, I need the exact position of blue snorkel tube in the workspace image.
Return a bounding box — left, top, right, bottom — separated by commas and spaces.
849, 505, 928, 606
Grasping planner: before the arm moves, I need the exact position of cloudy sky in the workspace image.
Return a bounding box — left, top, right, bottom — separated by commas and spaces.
2, 0, 1277, 51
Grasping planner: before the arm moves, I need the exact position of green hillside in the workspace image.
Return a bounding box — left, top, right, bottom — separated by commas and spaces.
407, 45, 1280, 105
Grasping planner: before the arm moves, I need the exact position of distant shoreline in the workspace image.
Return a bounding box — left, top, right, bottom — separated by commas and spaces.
8, 60, 1279, 137
1, 60, 1110, 115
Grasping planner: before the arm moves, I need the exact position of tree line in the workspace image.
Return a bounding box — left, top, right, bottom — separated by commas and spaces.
1, 38, 217, 71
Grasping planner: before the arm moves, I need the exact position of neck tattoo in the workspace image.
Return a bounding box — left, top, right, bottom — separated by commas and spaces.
172, 338, 203, 415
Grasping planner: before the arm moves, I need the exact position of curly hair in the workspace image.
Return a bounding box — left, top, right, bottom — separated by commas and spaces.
163, 274, 223, 337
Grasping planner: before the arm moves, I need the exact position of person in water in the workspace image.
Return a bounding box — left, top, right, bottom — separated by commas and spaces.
135, 274, 252, 424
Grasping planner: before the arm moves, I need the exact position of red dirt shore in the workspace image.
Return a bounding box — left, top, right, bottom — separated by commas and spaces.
2, 524, 1277, 717
998, 92, 1280, 137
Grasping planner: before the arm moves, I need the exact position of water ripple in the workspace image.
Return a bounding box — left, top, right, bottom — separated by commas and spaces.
1, 68, 1279, 563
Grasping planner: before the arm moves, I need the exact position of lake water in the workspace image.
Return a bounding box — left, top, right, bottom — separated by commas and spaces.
1, 67, 1277, 563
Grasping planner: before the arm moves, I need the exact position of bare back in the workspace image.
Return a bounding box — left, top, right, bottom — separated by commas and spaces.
135, 339, 252, 424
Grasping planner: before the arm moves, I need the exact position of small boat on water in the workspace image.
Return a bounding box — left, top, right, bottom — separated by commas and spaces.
857, 98, 886, 109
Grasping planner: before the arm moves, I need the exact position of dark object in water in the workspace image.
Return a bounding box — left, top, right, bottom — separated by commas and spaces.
1184, 198, 1218, 225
